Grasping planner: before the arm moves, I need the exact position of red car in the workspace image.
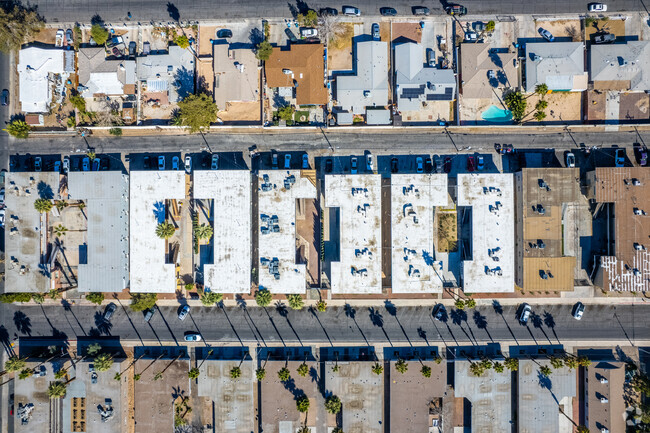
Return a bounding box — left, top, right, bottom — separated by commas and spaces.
444, 157, 452, 173
467, 156, 475, 172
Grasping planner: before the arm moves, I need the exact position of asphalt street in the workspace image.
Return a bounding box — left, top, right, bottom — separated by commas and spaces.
28, 0, 650, 24
1, 303, 648, 347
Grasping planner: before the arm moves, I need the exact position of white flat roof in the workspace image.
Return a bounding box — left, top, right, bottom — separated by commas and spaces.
257, 170, 316, 294
194, 170, 251, 294
457, 173, 515, 293
391, 174, 448, 293
325, 174, 382, 294
129, 171, 185, 293
18, 47, 65, 113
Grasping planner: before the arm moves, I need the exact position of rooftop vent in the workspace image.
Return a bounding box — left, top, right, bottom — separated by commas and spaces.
600, 377, 608, 384
600, 397, 609, 403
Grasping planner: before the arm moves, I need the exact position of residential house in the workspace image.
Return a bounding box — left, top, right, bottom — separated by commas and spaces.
265, 44, 327, 106
584, 361, 626, 433
525, 42, 587, 92
136, 45, 195, 105
17, 46, 72, 113
460, 44, 517, 98
394, 42, 456, 112
590, 41, 650, 91
335, 41, 389, 114
212, 43, 260, 111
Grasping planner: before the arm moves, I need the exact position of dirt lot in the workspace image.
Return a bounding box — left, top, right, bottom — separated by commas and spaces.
328, 23, 354, 71
392, 22, 422, 44
199, 25, 218, 56
586, 90, 606, 122
218, 101, 261, 123
534, 19, 581, 41
585, 18, 626, 42
524, 92, 583, 123
620, 92, 650, 121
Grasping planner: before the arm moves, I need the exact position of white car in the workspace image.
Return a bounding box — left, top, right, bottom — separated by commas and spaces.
366, 153, 373, 171
63, 157, 70, 174
0, 208, 5, 227
0, 188, 4, 207
566, 152, 576, 168
300, 28, 318, 38
588, 2, 607, 11
342, 6, 361, 16
184, 155, 192, 173
55, 29, 64, 47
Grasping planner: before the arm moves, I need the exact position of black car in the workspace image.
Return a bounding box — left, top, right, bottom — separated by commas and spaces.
1, 89, 8, 106
391, 157, 398, 173
100, 158, 109, 171
325, 158, 333, 173
144, 156, 151, 169
285, 28, 298, 43
319, 7, 338, 16
217, 29, 232, 38
433, 303, 446, 321
445, 4, 467, 15
380, 7, 397, 16
103, 302, 117, 321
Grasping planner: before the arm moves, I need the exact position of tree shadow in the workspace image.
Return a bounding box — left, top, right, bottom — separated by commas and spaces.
417, 327, 430, 347
384, 300, 412, 346
61, 299, 87, 336
308, 307, 333, 347
219, 304, 244, 347
237, 296, 266, 347
530, 312, 551, 344
37, 181, 53, 199
368, 307, 392, 346
473, 310, 493, 343
0, 325, 14, 356
263, 307, 286, 347
174, 66, 194, 101
543, 311, 560, 344
493, 300, 519, 345
93, 312, 112, 336
275, 301, 302, 346
249, 28, 264, 47
90, 14, 104, 26
167, 2, 180, 21
450, 309, 475, 345
13, 311, 32, 336
344, 304, 370, 347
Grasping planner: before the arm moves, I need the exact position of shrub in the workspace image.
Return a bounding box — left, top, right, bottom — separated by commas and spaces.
4, 120, 30, 138
316, 300, 327, 312
200, 291, 223, 306
85, 292, 105, 305
109, 127, 122, 136
174, 34, 190, 49
129, 293, 158, 312
255, 40, 273, 60
90, 24, 109, 45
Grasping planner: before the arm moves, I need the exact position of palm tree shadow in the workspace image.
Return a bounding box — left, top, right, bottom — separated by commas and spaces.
263, 306, 286, 347
384, 300, 412, 346
345, 304, 370, 347
493, 300, 519, 345
473, 310, 493, 343
543, 311, 560, 344
237, 296, 266, 347
530, 312, 551, 344
13, 311, 32, 336
450, 309, 475, 345
308, 307, 333, 347
275, 301, 302, 346
368, 307, 392, 347
219, 304, 244, 347
93, 312, 112, 336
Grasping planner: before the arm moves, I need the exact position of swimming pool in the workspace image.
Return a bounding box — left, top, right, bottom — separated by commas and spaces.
481, 105, 513, 122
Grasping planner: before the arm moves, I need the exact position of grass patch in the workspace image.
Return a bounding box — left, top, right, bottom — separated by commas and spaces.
437, 212, 457, 252
294, 111, 310, 123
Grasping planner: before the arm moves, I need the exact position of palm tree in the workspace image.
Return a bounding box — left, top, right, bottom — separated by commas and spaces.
256, 367, 266, 381
454, 299, 465, 310
466, 298, 476, 309
230, 366, 242, 379
297, 362, 309, 377
155, 222, 175, 239
332, 429, 344, 433
504, 357, 519, 371
564, 357, 578, 370
549, 356, 564, 369
421, 365, 432, 378
3, 356, 27, 373
18, 369, 33, 380
94, 353, 113, 372
48, 381, 67, 399
188, 367, 200, 379
535, 83, 549, 96
371, 363, 383, 375
55, 369, 67, 380
296, 395, 310, 413
278, 367, 290, 382
540, 365, 552, 377
194, 223, 213, 240
134, 373, 142, 381
53, 225, 68, 237
576, 425, 590, 433
325, 395, 342, 414
395, 358, 408, 374
469, 362, 485, 377
577, 356, 591, 367
255, 289, 272, 307
287, 294, 304, 310
493, 362, 505, 373
316, 300, 327, 312
34, 198, 53, 213
200, 291, 223, 306
434, 355, 443, 364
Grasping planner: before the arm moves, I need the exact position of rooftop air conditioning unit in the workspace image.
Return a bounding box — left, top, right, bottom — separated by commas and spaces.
601, 429, 609, 433
600, 377, 608, 384
282, 69, 293, 75
363, 90, 372, 98
600, 397, 609, 403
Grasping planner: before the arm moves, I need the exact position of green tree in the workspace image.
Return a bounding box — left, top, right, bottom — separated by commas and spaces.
466, 298, 476, 309
395, 358, 408, 374
48, 289, 60, 300
133, 373, 142, 381
535, 83, 549, 96
55, 369, 67, 380
297, 362, 309, 377
332, 429, 344, 433
535, 100, 548, 111
296, 395, 310, 413
94, 353, 113, 372
0, 3, 44, 53
454, 299, 465, 310
230, 366, 242, 379
54, 225, 68, 237
188, 367, 200, 379
504, 91, 526, 122
87, 343, 102, 356
421, 365, 432, 378
85, 293, 105, 305
298, 10, 318, 27
0, 293, 32, 303
278, 367, 290, 382
434, 356, 443, 364
325, 395, 342, 414
494, 362, 505, 373
129, 293, 158, 312
287, 294, 304, 310
564, 357, 578, 370
277, 105, 295, 122
109, 127, 122, 136
256, 367, 266, 381
18, 368, 33, 380
34, 198, 53, 213
577, 356, 591, 367
32, 293, 45, 304
533, 111, 547, 121
155, 222, 175, 239
316, 300, 327, 312
90, 23, 109, 45
255, 40, 273, 60
113, 372, 122, 381
4, 120, 30, 138
549, 356, 564, 369
480, 359, 493, 370
540, 365, 552, 377
174, 34, 190, 49
485, 20, 495, 33
576, 426, 590, 433
469, 362, 485, 377
48, 381, 67, 399
255, 289, 272, 307
200, 291, 223, 306
175, 93, 218, 133
504, 357, 519, 371
371, 363, 383, 375
195, 223, 213, 240
69, 94, 86, 113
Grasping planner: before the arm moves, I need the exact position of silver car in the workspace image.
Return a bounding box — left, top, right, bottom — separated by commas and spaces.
178, 305, 190, 321
342, 6, 361, 16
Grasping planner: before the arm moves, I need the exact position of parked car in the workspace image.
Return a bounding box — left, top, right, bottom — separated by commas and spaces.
371, 23, 380, 40
391, 157, 398, 173
144, 156, 151, 169
128, 41, 136, 56
34, 157, 42, 172
302, 153, 309, 169
476, 156, 485, 171
184, 332, 202, 342
104, 303, 117, 321
615, 148, 625, 167
319, 7, 338, 16
63, 157, 69, 174
351, 156, 358, 174
416, 156, 424, 173
435, 156, 443, 173
325, 158, 333, 173
572, 302, 585, 320
412, 6, 429, 15
158, 155, 165, 170
566, 152, 576, 168
640, 151, 648, 166
284, 154, 291, 169
144, 308, 155, 323
433, 303, 446, 321
594, 33, 616, 44
0, 188, 5, 207
366, 153, 373, 171
588, 2, 607, 11
444, 157, 452, 173
178, 305, 190, 321
216, 29, 232, 38
172, 156, 180, 170
1, 89, 9, 106
445, 4, 467, 15
66, 29, 73, 45
272, 152, 278, 169
100, 158, 109, 171
379, 7, 397, 16
426, 49, 435, 67
143, 41, 151, 55
184, 155, 192, 173
211, 154, 219, 170
82, 157, 90, 171
301, 28, 318, 38
285, 28, 298, 43
517, 303, 532, 324
424, 157, 432, 173
342, 6, 361, 16
112, 47, 122, 57
0, 209, 5, 227
467, 156, 475, 172
54, 160, 61, 173
538, 28, 555, 42
55, 29, 64, 47
92, 159, 100, 171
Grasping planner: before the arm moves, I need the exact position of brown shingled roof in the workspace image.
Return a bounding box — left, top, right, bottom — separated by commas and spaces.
265, 44, 328, 106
